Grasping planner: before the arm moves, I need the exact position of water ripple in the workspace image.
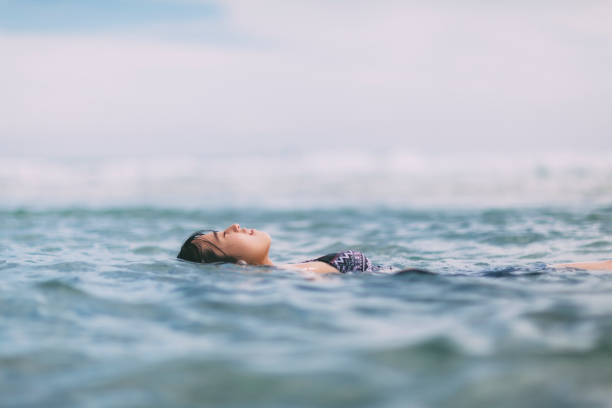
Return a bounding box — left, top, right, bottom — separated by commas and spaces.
2, 205, 612, 407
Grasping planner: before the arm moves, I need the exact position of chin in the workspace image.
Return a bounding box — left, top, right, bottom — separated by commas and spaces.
261, 231, 272, 249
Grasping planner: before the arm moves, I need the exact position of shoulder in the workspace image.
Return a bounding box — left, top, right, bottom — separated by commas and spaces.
290, 261, 342, 274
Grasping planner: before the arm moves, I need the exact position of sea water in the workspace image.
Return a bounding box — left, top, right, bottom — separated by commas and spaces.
1, 153, 612, 408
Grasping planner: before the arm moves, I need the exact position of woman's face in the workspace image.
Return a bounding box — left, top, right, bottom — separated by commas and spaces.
194, 224, 271, 265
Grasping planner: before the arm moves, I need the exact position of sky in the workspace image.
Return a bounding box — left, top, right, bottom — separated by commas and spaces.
1, 0, 611, 157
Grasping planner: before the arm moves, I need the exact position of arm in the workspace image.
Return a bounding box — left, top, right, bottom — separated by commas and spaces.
553, 260, 612, 271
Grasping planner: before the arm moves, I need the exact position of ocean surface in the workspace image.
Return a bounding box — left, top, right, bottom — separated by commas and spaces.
1, 153, 612, 408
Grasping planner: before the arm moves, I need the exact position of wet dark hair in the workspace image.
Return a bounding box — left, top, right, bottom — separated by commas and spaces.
177, 230, 238, 264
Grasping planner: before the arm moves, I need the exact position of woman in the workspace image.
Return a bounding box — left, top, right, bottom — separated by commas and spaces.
177, 223, 391, 274
177, 223, 612, 274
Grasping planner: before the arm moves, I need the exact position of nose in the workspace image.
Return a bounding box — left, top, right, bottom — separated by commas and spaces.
224, 224, 240, 234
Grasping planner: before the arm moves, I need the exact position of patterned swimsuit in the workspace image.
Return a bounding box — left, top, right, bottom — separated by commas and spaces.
307, 250, 382, 274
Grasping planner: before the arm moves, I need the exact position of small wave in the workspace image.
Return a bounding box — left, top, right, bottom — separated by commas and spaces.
132, 245, 166, 255
579, 240, 611, 249
41, 261, 97, 273
35, 279, 87, 296
482, 232, 547, 246
365, 336, 464, 367
393, 268, 437, 276
0, 260, 19, 270
478, 266, 547, 278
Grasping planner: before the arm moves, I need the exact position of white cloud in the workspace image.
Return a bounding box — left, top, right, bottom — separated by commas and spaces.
1, 1, 611, 157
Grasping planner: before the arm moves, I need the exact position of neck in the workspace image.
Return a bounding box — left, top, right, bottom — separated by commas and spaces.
260, 255, 274, 266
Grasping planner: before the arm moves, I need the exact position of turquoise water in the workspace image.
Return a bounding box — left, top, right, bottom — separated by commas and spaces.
2, 204, 612, 407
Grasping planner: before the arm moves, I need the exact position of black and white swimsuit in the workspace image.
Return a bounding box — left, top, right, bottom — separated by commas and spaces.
306, 250, 383, 274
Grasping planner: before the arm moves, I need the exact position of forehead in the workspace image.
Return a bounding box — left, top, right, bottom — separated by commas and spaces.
194, 231, 216, 240
191, 232, 221, 251
188, 228, 217, 242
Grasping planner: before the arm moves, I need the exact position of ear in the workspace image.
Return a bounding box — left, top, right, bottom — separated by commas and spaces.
237, 260, 248, 266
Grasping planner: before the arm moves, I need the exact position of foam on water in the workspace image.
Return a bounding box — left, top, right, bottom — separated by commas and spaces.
1, 151, 611, 208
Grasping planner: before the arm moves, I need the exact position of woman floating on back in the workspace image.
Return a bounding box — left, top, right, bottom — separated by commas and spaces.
177, 223, 612, 274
